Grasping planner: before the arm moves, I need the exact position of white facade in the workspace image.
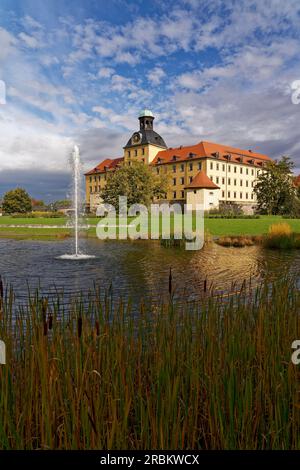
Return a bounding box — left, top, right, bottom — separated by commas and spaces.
186, 188, 220, 211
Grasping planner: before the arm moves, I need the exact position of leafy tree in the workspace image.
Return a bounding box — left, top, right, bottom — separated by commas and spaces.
254, 156, 298, 215
51, 199, 72, 211
101, 161, 169, 210
2, 188, 32, 214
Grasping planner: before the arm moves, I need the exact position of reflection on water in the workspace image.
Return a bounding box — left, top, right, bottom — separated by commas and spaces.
0, 238, 299, 305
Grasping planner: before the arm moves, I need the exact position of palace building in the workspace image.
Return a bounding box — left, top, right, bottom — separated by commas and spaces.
85, 110, 272, 213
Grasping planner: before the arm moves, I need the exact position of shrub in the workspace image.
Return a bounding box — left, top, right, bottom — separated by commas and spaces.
264, 223, 297, 249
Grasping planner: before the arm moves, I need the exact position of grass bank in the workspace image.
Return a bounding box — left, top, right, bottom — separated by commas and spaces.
0, 279, 300, 449
0, 215, 299, 240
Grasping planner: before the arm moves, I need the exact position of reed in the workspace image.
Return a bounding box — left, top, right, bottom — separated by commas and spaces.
0, 279, 299, 450
264, 223, 300, 249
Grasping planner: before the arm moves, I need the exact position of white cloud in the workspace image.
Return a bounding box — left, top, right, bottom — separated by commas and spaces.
148, 67, 165, 85
18, 32, 41, 49
98, 67, 115, 78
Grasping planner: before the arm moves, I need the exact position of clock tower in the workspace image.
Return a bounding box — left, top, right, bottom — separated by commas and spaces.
123, 109, 167, 165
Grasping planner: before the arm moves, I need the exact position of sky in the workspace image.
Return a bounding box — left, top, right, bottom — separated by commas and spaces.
0, 0, 300, 202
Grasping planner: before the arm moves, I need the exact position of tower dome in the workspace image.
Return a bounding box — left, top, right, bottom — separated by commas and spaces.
139, 109, 154, 118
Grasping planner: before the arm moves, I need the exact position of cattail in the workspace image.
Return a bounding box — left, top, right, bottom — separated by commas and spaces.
0, 276, 3, 300
169, 267, 172, 296
43, 320, 48, 336
95, 320, 100, 336
77, 317, 83, 338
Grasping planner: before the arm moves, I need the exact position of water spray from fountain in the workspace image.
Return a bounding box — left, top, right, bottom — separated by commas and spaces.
73, 144, 80, 257
58, 145, 95, 260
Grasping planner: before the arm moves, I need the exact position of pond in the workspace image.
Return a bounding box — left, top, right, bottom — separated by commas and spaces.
0, 238, 299, 307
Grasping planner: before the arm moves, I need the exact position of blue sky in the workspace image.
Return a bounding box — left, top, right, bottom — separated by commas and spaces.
0, 0, 300, 201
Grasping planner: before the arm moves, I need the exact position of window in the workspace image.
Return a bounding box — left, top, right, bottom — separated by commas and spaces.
198, 162, 202, 170
172, 165, 176, 173
240, 167, 243, 174
246, 181, 248, 187
222, 164, 225, 172
251, 181, 254, 187
189, 176, 193, 183
222, 177, 225, 184
228, 191, 231, 198
216, 177, 219, 184
240, 192, 243, 199
156, 168, 160, 174
98, 186, 101, 192
181, 190, 185, 198
173, 178, 176, 186
94, 187, 97, 192
180, 177, 184, 185
216, 163, 219, 171
240, 180, 243, 186
228, 178, 231, 185
142, 148, 145, 155
246, 168, 249, 175
234, 179, 237, 186
251, 169, 254, 175
89, 177, 92, 182
251, 193, 254, 199
234, 192, 237, 198
210, 176, 213, 182
127, 151, 130, 157
228, 165, 231, 172
189, 163, 193, 171
173, 191, 176, 199
134, 149, 137, 157
246, 193, 249, 199
89, 186, 92, 193
234, 166, 237, 173
180, 163, 184, 172
94, 176, 97, 182
222, 191, 225, 198
209, 191, 214, 195
210, 162, 213, 170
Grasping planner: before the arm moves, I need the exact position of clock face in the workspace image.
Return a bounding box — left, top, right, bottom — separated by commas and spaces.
132, 132, 141, 144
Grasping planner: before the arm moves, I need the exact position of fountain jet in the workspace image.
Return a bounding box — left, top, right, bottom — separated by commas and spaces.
58, 145, 95, 260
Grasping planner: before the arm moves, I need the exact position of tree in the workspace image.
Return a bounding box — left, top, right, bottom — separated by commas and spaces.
101, 161, 169, 210
51, 199, 72, 211
2, 188, 32, 214
254, 156, 298, 216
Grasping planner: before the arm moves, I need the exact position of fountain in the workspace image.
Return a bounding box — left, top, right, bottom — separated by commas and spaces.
59, 145, 95, 260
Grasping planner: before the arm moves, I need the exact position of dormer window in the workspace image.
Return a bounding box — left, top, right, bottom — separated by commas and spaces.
172, 155, 177, 161
224, 154, 232, 161
211, 152, 220, 159
188, 152, 196, 158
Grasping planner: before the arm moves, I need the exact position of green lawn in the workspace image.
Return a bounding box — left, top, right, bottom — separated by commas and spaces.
205, 216, 300, 236
0, 215, 299, 239
0, 216, 68, 225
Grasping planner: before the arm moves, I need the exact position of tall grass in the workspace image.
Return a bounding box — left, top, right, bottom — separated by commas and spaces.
0, 279, 300, 450
264, 223, 300, 249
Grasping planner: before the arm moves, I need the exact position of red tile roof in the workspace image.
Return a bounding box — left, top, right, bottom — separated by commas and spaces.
151, 140, 271, 166
85, 157, 124, 175
185, 170, 220, 190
